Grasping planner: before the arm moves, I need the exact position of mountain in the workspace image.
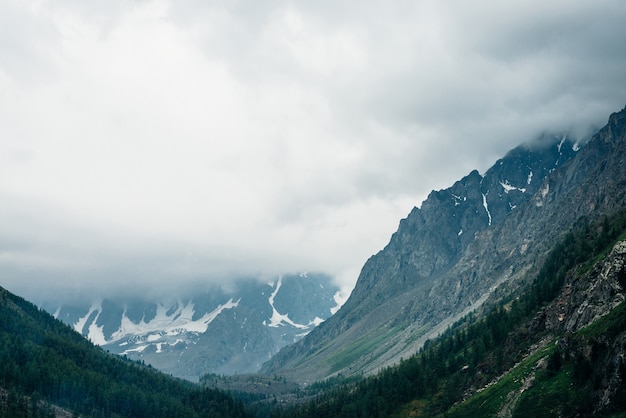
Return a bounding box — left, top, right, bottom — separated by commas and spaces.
279, 210, 626, 417
43, 273, 339, 380
261, 106, 626, 384
0, 285, 248, 417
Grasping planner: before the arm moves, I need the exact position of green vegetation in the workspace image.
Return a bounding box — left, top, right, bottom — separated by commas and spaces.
454, 298, 626, 418
512, 365, 589, 418
327, 327, 398, 374
270, 209, 626, 417
0, 288, 248, 418
443, 342, 555, 418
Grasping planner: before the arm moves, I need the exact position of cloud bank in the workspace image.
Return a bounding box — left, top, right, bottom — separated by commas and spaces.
1, 0, 626, 300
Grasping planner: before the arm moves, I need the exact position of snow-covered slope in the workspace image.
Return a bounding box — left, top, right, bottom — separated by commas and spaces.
44, 273, 340, 381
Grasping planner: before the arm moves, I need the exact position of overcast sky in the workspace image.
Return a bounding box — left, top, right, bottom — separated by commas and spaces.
2, 0, 626, 302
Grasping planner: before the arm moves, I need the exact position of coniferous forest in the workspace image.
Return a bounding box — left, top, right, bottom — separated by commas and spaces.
0, 287, 248, 418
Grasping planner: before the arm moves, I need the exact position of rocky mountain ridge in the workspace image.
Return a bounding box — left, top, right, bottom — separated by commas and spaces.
261, 106, 626, 383
43, 273, 339, 380
273, 210, 626, 417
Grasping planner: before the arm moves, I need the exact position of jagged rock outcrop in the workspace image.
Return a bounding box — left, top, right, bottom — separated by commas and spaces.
261, 106, 626, 384
540, 240, 626, 333
500, 238, 626, 416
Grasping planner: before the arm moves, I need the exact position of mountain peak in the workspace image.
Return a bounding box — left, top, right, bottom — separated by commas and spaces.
607, 104, 626, 137
261, 107, 626, 383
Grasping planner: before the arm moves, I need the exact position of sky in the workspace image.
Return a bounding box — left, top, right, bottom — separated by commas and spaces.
1, 0, 626, 302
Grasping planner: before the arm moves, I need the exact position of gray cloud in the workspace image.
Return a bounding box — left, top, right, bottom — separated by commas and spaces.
1, 0, 626, 303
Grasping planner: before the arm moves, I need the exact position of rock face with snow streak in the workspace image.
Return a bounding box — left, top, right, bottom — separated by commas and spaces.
262, 107, 626, 383
46, 273, 339, 380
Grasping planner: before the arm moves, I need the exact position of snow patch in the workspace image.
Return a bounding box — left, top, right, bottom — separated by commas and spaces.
500, 180, 526, 194
458, 229, 463, 236
74, 302, 100, 335
73, 301, 109, 346
331, 288, 350, 315
105, 298, 239, 345
309, 316, 325, 327
121, 345, 149, 355
482, 193, 492, 226
451, 193, 466, 206
87, 308, 107, 346
264, 276, 309, 329
263, 277, 326, 330
557, 134, 567, 153
527, 170, 533, 185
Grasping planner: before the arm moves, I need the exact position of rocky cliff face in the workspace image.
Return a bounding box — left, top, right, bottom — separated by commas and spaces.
540, 240, 626, 334
261, 106, 626, 383
347, 136, 578, 319
493, 238, 626, 416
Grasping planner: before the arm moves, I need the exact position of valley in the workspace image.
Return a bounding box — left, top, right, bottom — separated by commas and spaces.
2, 106, 626, 417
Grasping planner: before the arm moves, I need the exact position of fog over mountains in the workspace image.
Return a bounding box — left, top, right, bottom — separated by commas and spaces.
3, 1, 626, 307
1, 106, 625, 417
42, 273, 340, 380
33, 106, 626, 385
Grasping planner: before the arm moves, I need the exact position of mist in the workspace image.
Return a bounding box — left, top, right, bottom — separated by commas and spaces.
1, 0, 625, 303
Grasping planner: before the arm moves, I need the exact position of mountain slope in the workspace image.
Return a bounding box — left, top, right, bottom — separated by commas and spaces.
444, 243, 626, 418
262, 106, 626, 383
278, 209, 626, 417
44, 273, 338, 380
0, 285, 248, 417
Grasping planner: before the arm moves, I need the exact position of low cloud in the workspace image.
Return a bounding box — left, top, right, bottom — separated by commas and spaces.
1, 0, 625, 302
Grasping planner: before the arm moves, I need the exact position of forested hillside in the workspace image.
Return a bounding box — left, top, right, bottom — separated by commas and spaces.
272, 209, 626, 417
0, 287, 248, 418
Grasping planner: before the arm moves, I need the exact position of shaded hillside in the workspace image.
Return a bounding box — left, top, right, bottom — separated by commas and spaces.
262, 106, 626, 383
275, 208, 626, 417
0, 286, 248, 417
